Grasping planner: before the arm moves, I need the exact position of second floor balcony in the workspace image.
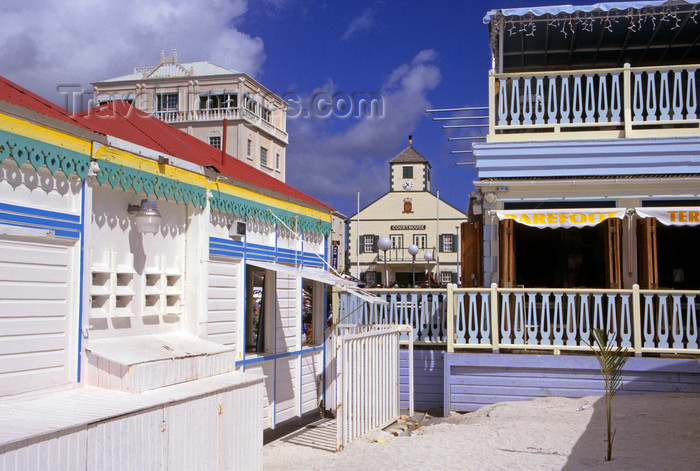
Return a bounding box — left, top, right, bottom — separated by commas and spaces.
489, 63, 700, 143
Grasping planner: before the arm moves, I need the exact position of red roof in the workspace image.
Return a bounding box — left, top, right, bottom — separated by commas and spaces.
0, 73, 331, 211
79, 101, 332, 211
0, 76, 90, 131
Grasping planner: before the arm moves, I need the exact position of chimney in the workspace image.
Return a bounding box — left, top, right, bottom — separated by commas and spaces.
409, 135, 413, 146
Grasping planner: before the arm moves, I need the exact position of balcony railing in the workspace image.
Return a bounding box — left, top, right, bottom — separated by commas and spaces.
378, 247, 434, 262
154, 107, 288, 141
336, 284, 700, 356
489, 64, 700, 141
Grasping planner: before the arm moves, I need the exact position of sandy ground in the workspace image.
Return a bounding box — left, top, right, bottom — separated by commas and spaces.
263, 393, 700, 471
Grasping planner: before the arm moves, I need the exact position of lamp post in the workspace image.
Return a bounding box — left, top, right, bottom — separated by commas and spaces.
424, 251, 433, 287
455, 225, 460, 287
377, 236, 392, 287
408, 244, 419, 287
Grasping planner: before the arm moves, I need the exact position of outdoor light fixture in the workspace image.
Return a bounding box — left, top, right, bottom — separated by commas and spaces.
377, 236, 392, 287
408, 244, 419, 287
127, 199, 162, 234
424, 251, 433, 285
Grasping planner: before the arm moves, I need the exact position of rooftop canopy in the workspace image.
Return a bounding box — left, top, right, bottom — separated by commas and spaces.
484, 0, 700, 72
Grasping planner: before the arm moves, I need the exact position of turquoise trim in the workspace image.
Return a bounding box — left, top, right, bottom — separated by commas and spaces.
0, 129, 91, 180
210, 190, 331, 236
94, 159, 207, 208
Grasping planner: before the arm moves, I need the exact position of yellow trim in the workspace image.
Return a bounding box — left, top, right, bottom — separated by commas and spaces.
95, 145, 331, 223
0, 112, 91, 155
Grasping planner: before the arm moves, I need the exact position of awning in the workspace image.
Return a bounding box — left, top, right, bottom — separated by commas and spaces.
494, 208, 626, 229
344, 288, 389, 306
246, 259, 355, 286
635, 207, 700, 226
484, 1, 675, 23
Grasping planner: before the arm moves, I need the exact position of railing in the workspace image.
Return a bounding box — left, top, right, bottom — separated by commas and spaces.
378, 247, 435, 262
489, 63, 700, 140
154, 108, 288, 141
336, 284, 700, 355
334, 324, 413, 451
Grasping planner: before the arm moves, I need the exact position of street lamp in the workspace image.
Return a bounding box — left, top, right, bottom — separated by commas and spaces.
377, 236, 392, 287
408, 244, 419, 287
424, 251, 433, 287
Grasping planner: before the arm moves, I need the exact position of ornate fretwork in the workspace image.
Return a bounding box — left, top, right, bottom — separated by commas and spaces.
0, 130, 91, 179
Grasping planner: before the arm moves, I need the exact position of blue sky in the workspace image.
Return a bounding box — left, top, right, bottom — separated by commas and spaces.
0, 0, 552, 216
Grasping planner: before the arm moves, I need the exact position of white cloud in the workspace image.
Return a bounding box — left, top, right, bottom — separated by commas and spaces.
285, 49, 441, 213
341, 7, 378, 40
0, 0, 265, 105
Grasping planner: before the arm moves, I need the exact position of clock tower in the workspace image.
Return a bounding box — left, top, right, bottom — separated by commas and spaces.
390, 135, 431, 192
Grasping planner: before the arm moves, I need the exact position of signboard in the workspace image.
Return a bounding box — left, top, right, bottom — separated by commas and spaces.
494, 208, 625, 229
390, 224, 426, 230
635, 207, 700, 226
331, 244, 339, 269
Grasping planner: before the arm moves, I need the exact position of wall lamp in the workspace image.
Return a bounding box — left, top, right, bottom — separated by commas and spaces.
127, 199, 162, 234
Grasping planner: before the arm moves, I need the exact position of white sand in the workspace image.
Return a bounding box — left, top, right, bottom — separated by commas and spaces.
263, 393, 700, 470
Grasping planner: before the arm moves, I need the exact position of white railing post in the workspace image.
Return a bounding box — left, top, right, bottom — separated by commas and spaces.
490, 283, 499, 352
446, 284, 455, 353
489, 70, 496, 139
623, 63, 633, 137
632, 284, 642, 356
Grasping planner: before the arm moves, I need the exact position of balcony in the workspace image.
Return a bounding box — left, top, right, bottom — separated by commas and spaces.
489, 64, 700, 142
378, 247, 435, 263
154, 107, 288, 143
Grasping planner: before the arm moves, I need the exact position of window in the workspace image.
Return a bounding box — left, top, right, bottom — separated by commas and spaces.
209, 136, 221, 149
364, 234, 375, 253
246, 266, 271, 353
413, 234, 427, 249
260, 147, 268, 167
199, 92, 238, 110
261, 107, 271, 122
245, 95, 257, 113
390, 234, 403, 249
275, 153, 280, 170
403, 166, 413, 178
363, 271, 378, 286
157, 93, 178, 111
440, 234, 458, 253
247, 139, 252, 158
441, 271, 453, 284
302, 280, 324, 346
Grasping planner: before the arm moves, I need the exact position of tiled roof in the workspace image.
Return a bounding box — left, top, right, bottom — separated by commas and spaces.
97, 61, 240, 83
389, 146, 429, 164
0, 76, 90, 131
79, 101, 332, 210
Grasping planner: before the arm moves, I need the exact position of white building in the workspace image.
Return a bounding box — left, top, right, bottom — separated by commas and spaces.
92, 51, 288, 181
347, 140, 466, 287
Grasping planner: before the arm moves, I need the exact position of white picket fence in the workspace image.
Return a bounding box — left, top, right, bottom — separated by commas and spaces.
334, 324, 413, 451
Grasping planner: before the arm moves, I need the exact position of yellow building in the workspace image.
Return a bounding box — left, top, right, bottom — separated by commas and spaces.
347, 140, 466, 286
92, 51, 288, 181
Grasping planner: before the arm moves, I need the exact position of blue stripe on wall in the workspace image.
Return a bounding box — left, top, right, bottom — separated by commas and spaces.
0, 203, 81, 239
209, 236, 325, 265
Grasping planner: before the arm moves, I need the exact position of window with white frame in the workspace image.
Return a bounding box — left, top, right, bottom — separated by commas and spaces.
364, 234, 375, 253
413, 234, 427, 249
156, 93, 178, 111
209, 136, 221, 149
247, 139, 252, 158
246, 265, 272, 353
441, 271, 453, 284
364, 271, 376, 286
260, 147, 268, 167
390, 234, 403, 249
275, 153, 280, 170
442, 234, 454, 253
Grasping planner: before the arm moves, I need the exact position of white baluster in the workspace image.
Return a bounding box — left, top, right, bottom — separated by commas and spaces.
572, 75, 584, 123
522, 77, 533, 125
606, 295, 618, 346
456, 293, 467, 344
643, 295, 656, 348
410, 293, 419, 342
389, 293, 398, 323
633, 72, 645, 121
560, 76, 571, 124
671, 295, 684, 349
672, 69, 684, 121
527, 293, 539, 345
620, 294, 632, 348
547, 76, 559, 124
657, 295, 669, 348
659, 71, 670, 121
540, 293, 551, 346
510, 78, 521, 125
687, 69, 697, 119
513, 293, 525, 344
552, 293, 564, 346
420, 294, 429, 341
646, 71, 658, 121
598, 73, 609, 123
433, 294, 442, 342
686, 295, 698, 349
579, 294, 590, 344
498, 78, 508, 126
593, 293, 605, 331
480, 293, 491, 345
467, 293, 479, 344
565, 293, 577, 346
585, 75, 596, 123
535, 77, 546, 124
500, 293, 512, 344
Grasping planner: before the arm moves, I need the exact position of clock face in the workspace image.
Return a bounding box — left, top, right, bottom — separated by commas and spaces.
402, 179, 413, 190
